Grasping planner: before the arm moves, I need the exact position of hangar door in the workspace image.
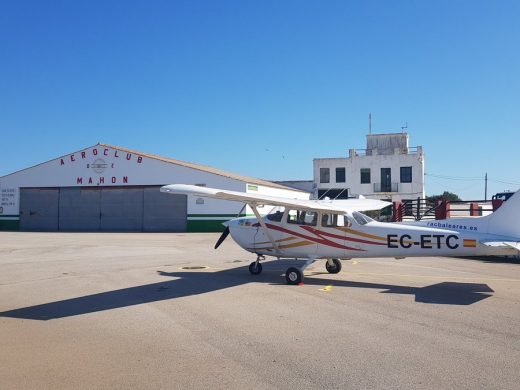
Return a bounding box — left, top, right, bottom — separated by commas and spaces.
19, 187, 187, 232
20, 188, 60, 231
99, 188, 144, 231
59, 188, 102, 231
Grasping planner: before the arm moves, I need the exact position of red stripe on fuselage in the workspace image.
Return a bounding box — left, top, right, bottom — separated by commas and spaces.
265, 223, 364, 251
301, 226, 386, 246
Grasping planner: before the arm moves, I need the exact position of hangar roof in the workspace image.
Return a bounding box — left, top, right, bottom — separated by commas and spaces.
1, 143, 303, 192
99, 144, 299, 191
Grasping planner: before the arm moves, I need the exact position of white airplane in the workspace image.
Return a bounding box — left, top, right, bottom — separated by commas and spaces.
161, 184, 520, 285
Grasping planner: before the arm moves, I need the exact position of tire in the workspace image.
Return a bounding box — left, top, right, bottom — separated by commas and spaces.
325, 259, 342, 274
249, 261, 263, 275
285, 267, 303, 285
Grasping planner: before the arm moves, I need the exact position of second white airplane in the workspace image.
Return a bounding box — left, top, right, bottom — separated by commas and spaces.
161, 184, 520, 285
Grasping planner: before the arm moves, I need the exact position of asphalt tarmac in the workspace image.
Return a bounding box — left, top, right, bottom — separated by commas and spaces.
1, 232, 519, 389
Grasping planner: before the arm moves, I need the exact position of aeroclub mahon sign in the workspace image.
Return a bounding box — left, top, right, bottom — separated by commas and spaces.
59, 146, 143, 186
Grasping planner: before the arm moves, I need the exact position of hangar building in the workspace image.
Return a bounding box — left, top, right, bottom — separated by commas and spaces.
0, 144, 306, 232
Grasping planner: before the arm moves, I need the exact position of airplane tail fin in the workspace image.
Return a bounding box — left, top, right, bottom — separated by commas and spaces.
484, 189, 520, 238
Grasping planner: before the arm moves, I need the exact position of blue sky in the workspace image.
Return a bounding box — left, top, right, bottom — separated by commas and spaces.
1, 0, 519, 199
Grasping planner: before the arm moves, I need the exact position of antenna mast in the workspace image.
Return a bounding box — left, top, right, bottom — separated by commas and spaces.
485, 172, 488, 201
368, 113, 372, 135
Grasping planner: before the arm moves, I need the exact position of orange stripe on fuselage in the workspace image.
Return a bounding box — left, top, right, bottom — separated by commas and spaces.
254, 239, 314, 251
303, 226, 386, 246
255, 236, 298, 245
265, 223, 364, 251
279, 240, 314, 249
335, 227, 387, 242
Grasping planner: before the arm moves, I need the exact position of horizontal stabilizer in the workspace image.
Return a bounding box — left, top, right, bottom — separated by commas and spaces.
481, 241, 520, 252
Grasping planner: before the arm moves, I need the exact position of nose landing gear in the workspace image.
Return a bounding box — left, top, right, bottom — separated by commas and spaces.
249, 255, 265, 275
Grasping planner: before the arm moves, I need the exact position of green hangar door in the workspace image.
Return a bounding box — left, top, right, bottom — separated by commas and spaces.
19, 187, 187, 232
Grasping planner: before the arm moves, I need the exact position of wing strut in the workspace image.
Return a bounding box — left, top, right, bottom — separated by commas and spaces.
250, 204, 280, 252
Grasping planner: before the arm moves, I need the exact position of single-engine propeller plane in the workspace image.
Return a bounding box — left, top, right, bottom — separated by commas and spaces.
161, 184, 520, 285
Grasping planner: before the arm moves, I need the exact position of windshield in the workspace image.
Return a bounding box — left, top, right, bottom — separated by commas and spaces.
266, 206, 285, 222
351, 211, 374, 225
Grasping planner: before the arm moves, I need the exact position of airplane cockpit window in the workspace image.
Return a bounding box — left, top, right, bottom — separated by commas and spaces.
322, 213, 349, 227
321, 213, 337, 227
266, 206, 285, 222
287, 210, 317, 226
303, 212, 317, 225
352, 211, 374, 226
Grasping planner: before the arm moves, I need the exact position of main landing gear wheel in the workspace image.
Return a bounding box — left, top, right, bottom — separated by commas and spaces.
325, 259, 342, 274
249, 261, 263, 275
285, 267, 303, 285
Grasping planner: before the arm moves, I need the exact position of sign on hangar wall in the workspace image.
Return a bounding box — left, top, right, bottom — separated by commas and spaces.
0, 145, 148, 217
58, 145, 143, 186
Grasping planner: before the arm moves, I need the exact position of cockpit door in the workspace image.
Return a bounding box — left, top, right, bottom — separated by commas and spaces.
280, 209, 319, 256
252, 206, 283, 253
318, 213, 350, 258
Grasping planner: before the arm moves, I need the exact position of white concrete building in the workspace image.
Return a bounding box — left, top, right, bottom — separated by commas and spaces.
313, 133, 425, 202
0, 143, 307, 232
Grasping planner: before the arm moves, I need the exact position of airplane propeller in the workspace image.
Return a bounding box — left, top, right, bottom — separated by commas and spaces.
215, 204, 247, 249
214, 225, 230, 249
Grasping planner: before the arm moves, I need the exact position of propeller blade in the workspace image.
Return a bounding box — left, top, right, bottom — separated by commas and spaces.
214, 226, 230, 249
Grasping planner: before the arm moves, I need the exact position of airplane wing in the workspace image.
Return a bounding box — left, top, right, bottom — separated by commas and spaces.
160, 184, 390, 213
480, 241, 520, 252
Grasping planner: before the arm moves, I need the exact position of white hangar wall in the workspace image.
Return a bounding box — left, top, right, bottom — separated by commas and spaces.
0, 144, 307, 232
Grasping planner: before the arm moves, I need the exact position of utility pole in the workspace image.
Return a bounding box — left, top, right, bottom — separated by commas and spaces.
485, 172, 488, 201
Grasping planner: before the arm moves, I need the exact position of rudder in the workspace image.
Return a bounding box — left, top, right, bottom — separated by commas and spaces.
485, 189, 520, 238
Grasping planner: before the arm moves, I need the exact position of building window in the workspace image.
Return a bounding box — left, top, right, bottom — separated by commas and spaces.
320, 168, 330, 183
360, 168, 371, 184
335, 167, 346, 183
400, 167, 412, 183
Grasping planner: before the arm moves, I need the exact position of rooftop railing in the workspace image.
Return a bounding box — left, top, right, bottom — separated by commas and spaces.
373, 182, 399, 193
348, 146, 422, 157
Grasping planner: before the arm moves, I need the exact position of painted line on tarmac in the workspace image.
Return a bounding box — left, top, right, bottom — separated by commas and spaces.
319, 285, 333, 292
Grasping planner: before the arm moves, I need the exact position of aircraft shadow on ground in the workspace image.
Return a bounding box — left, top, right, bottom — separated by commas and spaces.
455, 256, 520, 264
0, 263, 494, 321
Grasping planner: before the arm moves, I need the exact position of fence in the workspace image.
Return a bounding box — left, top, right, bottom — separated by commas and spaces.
391, 198, 503, 222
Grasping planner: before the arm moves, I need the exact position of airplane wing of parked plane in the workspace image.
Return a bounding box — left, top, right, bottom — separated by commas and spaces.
160, 184, 391, 213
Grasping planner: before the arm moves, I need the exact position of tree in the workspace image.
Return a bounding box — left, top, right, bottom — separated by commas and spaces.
426, 191, 462, 203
